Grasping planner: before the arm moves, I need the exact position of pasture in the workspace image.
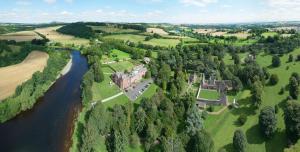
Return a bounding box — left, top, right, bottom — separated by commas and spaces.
262, 32, 278, 38
0, 31, 41, 42
103, 34, 181, 47
34, 26, 89, 45
0, 51, 49, 101
205, 48, 300, 152
109, 60, 135, 72
225, 32, 250, 39
146, 27, 168, 35
101, 49, 131, 63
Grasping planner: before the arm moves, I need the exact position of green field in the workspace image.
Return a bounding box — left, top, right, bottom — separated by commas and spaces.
199, 89, 220, 100
205, 48, 300, 152
90, 26, 139, 33
223, 52, 248, 65
109, 60, 135, 72
103, 34, 181, 47
102, 49, 131, 63
262, 32, 278, 38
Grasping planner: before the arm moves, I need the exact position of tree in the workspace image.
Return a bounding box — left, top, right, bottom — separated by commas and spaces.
146, 50, 152, 57
251, 81, 263, 107
145, 71, 151, 79
284, 101, 300, 144
170, 83, 178, 99
232, 53, 241, 65
134, 107, 146, 133
185, 105, 203, 135
238, 114, 247, 125
187, 130, 214, 152
233, 130, 247, 152
259, 106, 277, 138
93, 62, 104, 83
272, 55, 281, 67
289, 77, 299, 99
289, 54, 294, 62
269, 74, 279, 85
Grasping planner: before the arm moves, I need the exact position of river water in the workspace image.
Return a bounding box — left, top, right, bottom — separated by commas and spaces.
0, 51, 88, 152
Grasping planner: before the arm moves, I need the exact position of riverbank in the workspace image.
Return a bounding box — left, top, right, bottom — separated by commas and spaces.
60, 56, 72, 76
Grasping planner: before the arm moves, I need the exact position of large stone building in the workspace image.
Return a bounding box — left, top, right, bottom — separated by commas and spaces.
112, 65, 147, 89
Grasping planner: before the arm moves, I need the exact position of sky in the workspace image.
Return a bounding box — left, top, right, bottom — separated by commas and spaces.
0, 0, 300, 24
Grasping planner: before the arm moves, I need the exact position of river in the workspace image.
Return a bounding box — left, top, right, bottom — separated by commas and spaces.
0, 50, 88, 152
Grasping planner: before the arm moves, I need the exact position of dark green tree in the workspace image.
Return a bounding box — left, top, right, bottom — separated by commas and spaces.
269, 74, 279, 85
284, 101, 300, 144
259, 106, 277, 138
233, 129, 247, 152
272, 55, 281, 67
187, 130, 214, 152
289, 77, 299, 99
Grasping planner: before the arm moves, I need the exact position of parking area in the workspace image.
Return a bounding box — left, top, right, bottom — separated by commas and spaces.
125, 79, 153, 101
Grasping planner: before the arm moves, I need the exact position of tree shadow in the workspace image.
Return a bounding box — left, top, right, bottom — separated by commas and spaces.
222, 143, 234, 152
230, 97, 257, 116
265, 129, 287, 152
246, 124, 265, 144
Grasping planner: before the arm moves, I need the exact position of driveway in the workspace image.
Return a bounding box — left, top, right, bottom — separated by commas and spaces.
125, 79, 153, 101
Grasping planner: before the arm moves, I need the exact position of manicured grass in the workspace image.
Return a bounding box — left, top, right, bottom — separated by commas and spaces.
109, 60, 135, 72
206, 48, 300, 152
199, 89, 220, 100
262, 32, 278, 38
92, 68, 121, 101
102, 49, 131, 63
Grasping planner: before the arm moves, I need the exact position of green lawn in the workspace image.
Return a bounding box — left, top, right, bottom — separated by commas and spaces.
223, 52, 248, 65
199, 89, 220, 100
92, 68, 121, 101
262, 32, 278, 38
102, 49, 131, 63
109, 60, 135, 72
103, 34, 181, 47
103, 34, 146, 43
205, 48, 300, 152
143, 38, 180, 47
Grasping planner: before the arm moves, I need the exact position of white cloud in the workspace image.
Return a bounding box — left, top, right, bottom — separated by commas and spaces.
180, 0, 218, 7
65, 0, 73, 3
44, 0, 56, 4
16, 0, 31, 6
60, 11, 72, 16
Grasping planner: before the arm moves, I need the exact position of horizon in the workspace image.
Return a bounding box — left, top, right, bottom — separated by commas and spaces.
1, 0, 300, 24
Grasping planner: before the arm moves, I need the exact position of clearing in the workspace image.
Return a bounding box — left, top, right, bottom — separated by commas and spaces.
0, 51, 49, 101
0, 31, 41, 42
34, 26, 89, 45
146, 28, 169, 35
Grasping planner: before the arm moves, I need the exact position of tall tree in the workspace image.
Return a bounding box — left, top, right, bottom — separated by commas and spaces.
251, 81, 263, 107
272, 55, 281, 67
187, 130, 214, 152
289, 77, 299, 99
284, 101, 300, 144
259, 106, 277, 138
233, 129, 247, 152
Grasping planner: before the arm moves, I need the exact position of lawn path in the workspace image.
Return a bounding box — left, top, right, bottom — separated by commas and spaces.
102, 92, 124, 102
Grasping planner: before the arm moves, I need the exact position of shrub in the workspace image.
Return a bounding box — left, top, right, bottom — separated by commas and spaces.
269, 74, 279, 85
238, 114, 247, 125
208, 106, 214, 112
272, 55, 281, 67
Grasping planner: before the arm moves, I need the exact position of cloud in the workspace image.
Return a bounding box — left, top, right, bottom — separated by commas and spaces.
65, 0, 73, 3
180, 0, 218, 7
16, 0, 31, 6
44, 0, 56, 4
60, 11, 73, 16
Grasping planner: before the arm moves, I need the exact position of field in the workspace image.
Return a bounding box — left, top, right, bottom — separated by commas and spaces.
262, 32, 278, 38
225, 32, 250, 39
109, 60, 135, 72
103, 34, 180, 47
146, 27, 168, 35
34, 26, 89, 45
101, 49, 131, 63
0, 31, 41, 42
90, 25, 139, 33
193, 28, 216, 34
205, 48, 300, 152
0, 51, 49, 101
199, 89, 220, 100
